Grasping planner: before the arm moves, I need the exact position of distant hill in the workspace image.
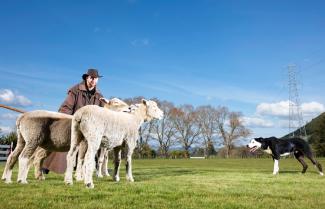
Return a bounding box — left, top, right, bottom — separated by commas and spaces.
283, 112, 325, 156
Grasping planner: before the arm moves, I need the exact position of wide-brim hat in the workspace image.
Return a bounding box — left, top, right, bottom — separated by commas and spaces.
82, 68, 103, 80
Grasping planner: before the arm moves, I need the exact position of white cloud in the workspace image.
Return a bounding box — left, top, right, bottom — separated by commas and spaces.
256, 100, 325, 118
256, 101, 290, 117
131, 38, 150, 47
242, 117, 274, 128
301, 102, 325, 115
0, 89, 32, 107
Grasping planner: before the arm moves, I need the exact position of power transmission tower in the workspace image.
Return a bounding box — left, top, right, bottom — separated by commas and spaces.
288, 65, 307, 138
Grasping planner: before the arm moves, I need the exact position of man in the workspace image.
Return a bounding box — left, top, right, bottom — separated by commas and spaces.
43, 68, 106, 174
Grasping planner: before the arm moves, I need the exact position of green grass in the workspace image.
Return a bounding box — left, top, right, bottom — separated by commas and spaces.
1, 158, 325, 209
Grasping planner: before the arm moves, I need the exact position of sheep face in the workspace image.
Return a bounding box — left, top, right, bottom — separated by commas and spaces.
129, 104, 139, 113
143, 100, 164, 121
104, 98, 129, 112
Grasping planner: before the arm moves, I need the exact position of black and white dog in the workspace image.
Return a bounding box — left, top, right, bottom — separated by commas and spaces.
247, 137, 323, 175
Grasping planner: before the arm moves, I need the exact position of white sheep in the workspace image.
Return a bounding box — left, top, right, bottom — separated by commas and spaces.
1, 98, 129, 184
74, 98, 132, 181
64, 99, 163, 188
94, 103, 139, 179
1, 111, 73, 184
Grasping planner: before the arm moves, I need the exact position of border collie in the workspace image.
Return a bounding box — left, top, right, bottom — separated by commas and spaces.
247, 137, 323, 175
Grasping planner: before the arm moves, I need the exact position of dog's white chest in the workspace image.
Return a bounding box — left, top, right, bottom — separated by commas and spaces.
263, 147, 273, 155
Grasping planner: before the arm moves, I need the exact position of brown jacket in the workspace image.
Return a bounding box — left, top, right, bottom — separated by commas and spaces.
58, 81, 105, 114
43, 81, 105, 174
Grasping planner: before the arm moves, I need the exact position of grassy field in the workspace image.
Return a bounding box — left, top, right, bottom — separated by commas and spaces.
1, 158, 325, 209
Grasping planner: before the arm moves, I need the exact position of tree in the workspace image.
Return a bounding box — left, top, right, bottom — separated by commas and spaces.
215, 107, 251, 158
151, 101, 177, 158
196, 105, 218, 158
170, 105, 201, 158
0, 131, 17, 147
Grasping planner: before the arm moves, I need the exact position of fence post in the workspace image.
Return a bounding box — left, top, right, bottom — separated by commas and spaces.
0, 144, 11, 161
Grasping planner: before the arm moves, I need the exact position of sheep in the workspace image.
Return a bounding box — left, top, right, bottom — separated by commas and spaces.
94, 104, 139, 179
75, 104, 140, 181
64, 99, 163, 188
1, 98, 129, 184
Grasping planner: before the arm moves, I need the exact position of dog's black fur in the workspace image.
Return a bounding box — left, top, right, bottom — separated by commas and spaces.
251, 137, 322, 174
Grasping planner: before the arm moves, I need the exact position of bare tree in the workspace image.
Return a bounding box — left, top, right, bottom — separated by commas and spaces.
170, 105, 201, 158
216, 107, 251, 158
151, 101, 177, 158
196, 105, 218, 158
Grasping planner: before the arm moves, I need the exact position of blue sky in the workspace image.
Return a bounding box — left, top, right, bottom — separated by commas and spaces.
1, 0, 325, 139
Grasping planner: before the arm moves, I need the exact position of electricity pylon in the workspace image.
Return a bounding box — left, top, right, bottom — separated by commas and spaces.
288, 65, 307, 138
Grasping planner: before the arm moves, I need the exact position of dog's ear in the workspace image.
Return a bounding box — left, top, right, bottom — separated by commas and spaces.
254, 137, 263, 142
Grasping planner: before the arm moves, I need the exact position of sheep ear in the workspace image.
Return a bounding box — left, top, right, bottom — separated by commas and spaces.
99, 97, 109, 104
142, 99, 147, 105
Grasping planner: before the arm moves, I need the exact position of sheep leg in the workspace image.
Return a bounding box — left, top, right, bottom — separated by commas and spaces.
97, 147, 106, 178
84, 139, 101, 189
2, 130, 25, 183
75, 140, 87, 181
113, 146, 122, 182
33, 147, 51, 180
102, 148, 110, 177
65, 117, 83, 185
125, 144, 135, 182
17, 143, 38, 184
64, 141, 79, 185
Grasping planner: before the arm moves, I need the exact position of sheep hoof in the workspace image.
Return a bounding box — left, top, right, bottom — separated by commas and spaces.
17, 179, 28, 184
86, 183, 94, 189
5, 179, 12, 184
113, 176, 120, 182
97, 174, 103, 178
65, 180, 73, 186
126, 176, 134, 182
320, 172, 324, 176
103, 171, 110, 177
